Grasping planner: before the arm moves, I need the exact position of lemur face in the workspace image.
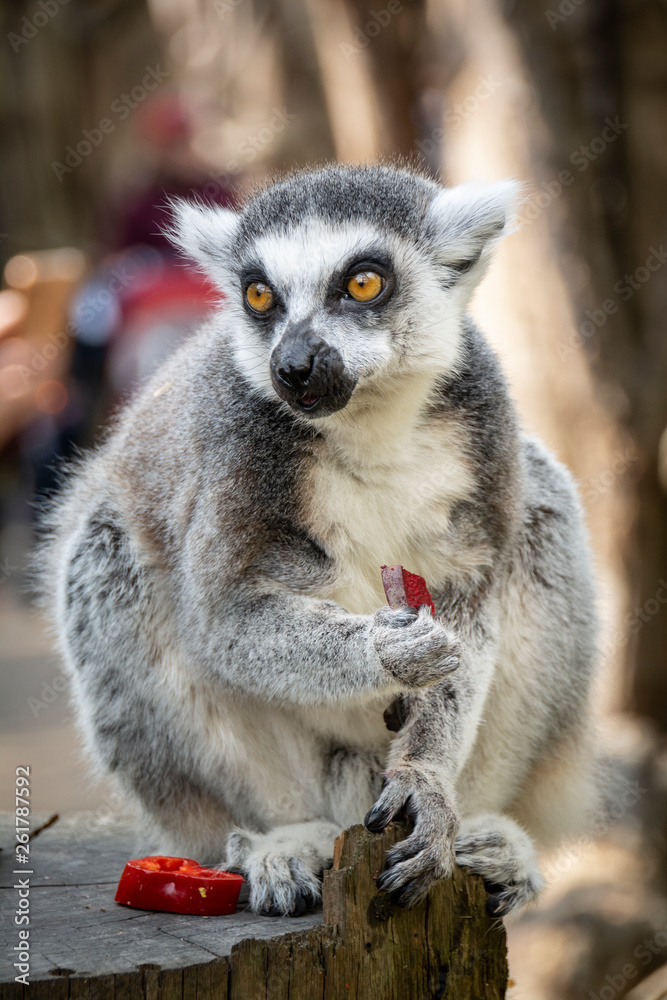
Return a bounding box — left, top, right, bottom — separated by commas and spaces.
233, 219, 445, 419
172, 166, 515, 419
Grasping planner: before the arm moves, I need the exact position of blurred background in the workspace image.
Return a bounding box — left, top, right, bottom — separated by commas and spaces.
0, 0, 666, 996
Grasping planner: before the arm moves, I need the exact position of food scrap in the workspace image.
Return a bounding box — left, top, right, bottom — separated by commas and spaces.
114, 856, 243, 916
380, 564, 435, 615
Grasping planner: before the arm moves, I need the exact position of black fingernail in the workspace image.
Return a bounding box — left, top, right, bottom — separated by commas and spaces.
376, 871, 390, 892
364, 805, 389, 832
483, 880, 505, 896
383, 701, 404, 732
289, 893, 307, 917
486, 894, 506, 917
265, 904, 282, 917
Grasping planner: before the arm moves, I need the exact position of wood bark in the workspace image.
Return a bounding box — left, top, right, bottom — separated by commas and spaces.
0, 816, 507, 1000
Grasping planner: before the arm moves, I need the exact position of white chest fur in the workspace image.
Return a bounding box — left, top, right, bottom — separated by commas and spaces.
302, 378, 490, 614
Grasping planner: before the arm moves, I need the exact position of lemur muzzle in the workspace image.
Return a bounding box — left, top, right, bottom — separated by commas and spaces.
270, 322, 350, 414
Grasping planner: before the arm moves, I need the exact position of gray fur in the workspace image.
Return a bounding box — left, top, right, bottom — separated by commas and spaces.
39, 164, 600, 916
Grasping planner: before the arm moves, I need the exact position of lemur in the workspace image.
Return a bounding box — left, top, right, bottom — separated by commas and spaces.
41, 164, 600, 918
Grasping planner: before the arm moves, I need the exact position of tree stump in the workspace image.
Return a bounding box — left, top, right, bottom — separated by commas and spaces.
0, 812, 507, 999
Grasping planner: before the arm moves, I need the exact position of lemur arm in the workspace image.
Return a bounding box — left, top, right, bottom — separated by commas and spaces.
377, 587, 497, 793
386, 617, 496, 786
176, 573, 460, 712
174, 504, 459, 707
379, 574, 498, 788
180, 586, 397, 705
365, 583, 499, 906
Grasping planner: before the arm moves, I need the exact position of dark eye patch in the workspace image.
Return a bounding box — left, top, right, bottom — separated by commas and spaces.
327, 254, 395, 308
240, 264, 283, 321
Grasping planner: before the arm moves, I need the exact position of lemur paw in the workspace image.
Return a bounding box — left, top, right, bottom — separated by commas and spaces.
371, 606, 460, 690
454, 814, 544, 915
223, 824, 333, 917
364, 766, 459, 907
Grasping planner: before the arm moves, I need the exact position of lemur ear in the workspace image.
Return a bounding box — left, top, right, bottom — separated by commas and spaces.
167, 200, 239, 275
423, 180, 518, 276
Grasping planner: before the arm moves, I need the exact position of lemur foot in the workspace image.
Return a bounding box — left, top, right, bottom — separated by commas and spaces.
224, 821, 339, 917
365, 765, 458, 908
454, 813, 544, 915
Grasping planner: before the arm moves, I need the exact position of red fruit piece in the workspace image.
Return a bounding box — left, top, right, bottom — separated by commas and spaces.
402, 568, 436, 615
114, 856, 243, 916
380, 565, 435, 615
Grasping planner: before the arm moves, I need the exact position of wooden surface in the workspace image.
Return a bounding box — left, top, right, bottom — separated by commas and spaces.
0, 812, 508, 999
626, 964, 667, 1000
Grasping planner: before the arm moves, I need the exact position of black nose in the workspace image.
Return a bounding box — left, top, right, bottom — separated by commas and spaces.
270, 321, 352, 415
276, 351, 314, 392
272, 327, 325, 393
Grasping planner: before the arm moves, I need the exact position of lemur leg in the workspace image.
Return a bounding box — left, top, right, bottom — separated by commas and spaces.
454, 813, 544, 915
223, 745, 383, 916
224, 820, 341, 916
368, 601, 498, 908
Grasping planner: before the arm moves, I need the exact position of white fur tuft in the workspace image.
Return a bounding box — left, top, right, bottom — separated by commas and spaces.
424, 180, 518, 270
167, 199, 239, 279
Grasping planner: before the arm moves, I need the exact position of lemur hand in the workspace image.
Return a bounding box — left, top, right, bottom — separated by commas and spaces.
364, 765, 459, 907
370, 605, 460, 689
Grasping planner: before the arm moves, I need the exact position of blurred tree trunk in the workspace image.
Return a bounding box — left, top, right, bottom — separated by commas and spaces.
344, 0, 427, 155
270, 0, 338, 162
0, 0, 161, 262
302, 0, 440, 160
501, 0, 667, 730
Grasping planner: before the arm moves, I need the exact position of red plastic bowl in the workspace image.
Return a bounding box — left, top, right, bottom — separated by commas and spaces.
114, 856, 243, 915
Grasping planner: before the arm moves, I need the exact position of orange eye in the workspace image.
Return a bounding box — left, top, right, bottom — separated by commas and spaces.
246, 282, 274, 313
346, 271, 384, 302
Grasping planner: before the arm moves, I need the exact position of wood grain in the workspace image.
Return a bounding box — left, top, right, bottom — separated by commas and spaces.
0, 813, 507, 998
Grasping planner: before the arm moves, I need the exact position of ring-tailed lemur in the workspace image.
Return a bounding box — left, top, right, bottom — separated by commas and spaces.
41, 164, 600, 918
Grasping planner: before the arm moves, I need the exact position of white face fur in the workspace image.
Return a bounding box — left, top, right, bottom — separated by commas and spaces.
172, 180, 516, 421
